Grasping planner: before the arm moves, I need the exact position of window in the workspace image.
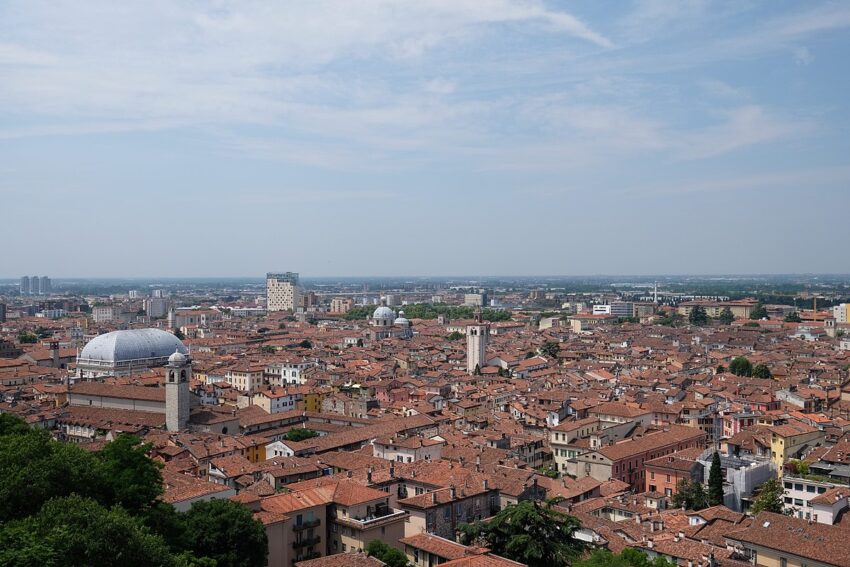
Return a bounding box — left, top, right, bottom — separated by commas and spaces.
666, 474, 671, 482
784, 497, 792, 504
784, 482, 792, 489
651, 472, 655, 480
795, 484, 804, 491
780, 558, 787, 567
806, 485, 816, 493
818, 487, 827, 494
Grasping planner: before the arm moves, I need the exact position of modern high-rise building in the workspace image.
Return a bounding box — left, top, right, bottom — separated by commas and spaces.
39, 276, 51, 295
464, 290, 489, 307
466, 315, 490, 375
146, 297, 169, 318
20, 276, 29, 295
0, 303, 6, 323
266, 272, 300, 312
152, 289, 165, 298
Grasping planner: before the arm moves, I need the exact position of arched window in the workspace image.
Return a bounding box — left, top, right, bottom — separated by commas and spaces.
180, 370, 186, 381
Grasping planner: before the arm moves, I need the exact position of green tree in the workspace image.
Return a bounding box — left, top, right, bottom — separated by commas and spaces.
716, 365, 726, 374
473, 364, 482, 376
751, 477, 783, 515
173, 328, 186, 340
750, 303, 769, 320
688, 305, 709, 326
784, 311, 802, 323
282, 428, 319, 442
0, 426, 104, 522
260, 345, 276, 354
457, 498, 583, 567
183, 499, 268, 567
17, 332, 38, 344
752, 364, 772, 379
96, 434, 163, 514
298, 339, 312, 349
718, 307, 735, 325
446, 331, 464, 341
366, 540, 409, 567
671, 479, 708, 510
539, 341, 561, 358
0, 495, 178, 567
729, 356, 753, 377
708, 452, 724, 506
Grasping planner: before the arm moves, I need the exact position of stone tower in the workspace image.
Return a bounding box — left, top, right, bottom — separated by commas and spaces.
165, 349, 191, 432
466, 310, 490, 375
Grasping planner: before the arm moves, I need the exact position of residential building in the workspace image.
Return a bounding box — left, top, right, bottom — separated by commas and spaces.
267, 272, 300, 312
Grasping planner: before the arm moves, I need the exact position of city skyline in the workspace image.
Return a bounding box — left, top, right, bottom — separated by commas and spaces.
2, 1, 850, 276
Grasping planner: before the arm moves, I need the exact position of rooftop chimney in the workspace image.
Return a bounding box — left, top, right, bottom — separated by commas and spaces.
450, 485, 457, 499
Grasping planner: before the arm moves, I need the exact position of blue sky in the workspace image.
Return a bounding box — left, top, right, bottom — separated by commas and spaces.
1, 1, 849, 277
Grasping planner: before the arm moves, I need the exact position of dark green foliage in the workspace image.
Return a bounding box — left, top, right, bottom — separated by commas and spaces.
752, 364, 772, 379
0, 414, 267, 567
298, 339, 312, 349
260, 345, 276, 353
688, 305, 708, 326
0, 413, 33, 436
446, 331, 464, 341
743, 322, 760, 327
96, 434, 163, 513
751, 477, 783, 514
784, 311, 802, 323
0, 495, 177, 567
182, 499, 268, 567
671, 479, 708, 510
539, 341, 561, 358
16, 332, 38, 344
282, 428, 320, 442
708, 452, 724, 506
173, 328, 186, 340
575, 549, 677, 567
366, 540, 409, 567
729, 356, 753, 377
718, 307, 735, 325
457, 498, 583, 567
716, 365, 726, 374
0, 426, 105, 522
750, 303, 769, 320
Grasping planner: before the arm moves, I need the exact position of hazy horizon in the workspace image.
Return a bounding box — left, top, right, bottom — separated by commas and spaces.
2, 1, 849, 276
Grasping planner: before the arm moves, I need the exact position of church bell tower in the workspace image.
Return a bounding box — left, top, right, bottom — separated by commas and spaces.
165, 349, 191, 432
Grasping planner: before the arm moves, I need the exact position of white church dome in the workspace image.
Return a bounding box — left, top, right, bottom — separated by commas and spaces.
372, 306, 396, 320
79, 329, 188, 364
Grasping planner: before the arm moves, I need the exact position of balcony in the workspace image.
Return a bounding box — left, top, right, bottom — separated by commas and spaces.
293, 536, 321, 549
336, 508, 408, 530
293, 518, 321, 531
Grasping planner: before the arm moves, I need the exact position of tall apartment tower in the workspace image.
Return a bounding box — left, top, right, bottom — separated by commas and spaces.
266, 272, 300, 312
0, 303, 6, 323
39, 276, 51, 295
466, 312, 490, 375
165, 349, 191, 432
20, 276, 30, 295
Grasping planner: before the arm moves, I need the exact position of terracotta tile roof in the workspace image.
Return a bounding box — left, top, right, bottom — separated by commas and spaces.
296, 552, 385, 567
726, 511, 850, 566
